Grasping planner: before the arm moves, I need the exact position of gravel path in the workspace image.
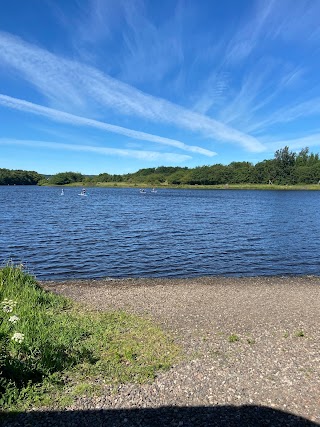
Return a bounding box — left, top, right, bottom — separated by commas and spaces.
3, 276, 320, 426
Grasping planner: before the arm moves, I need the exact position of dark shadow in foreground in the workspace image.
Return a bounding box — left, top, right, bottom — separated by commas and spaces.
1, 405, 319, 427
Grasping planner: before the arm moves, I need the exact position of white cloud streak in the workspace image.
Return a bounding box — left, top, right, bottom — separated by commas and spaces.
224, 0, 277, 65
0, 138, 192, 162
118, 0, 184, 85
217, 60, 306, 130
193, 71, 230, 116
224, 0, 320, 66
195, 0, 320, 136
0, 31, 265, 152
265, 133, 320, 152
0, 94, 215, 157
247, 96, 320, 133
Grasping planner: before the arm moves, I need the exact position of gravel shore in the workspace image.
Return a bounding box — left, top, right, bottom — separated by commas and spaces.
4, 275, 320, 426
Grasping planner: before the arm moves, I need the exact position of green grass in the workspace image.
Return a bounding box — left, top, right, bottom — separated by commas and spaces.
43, 182, 320, 190
0, 265, 179, 411
228, 334, 240, 343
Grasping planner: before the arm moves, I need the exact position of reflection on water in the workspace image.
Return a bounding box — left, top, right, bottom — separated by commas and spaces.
1, 186, 320, 280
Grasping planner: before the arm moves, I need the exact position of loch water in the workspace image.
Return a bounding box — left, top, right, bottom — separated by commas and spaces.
1, 186, 320, 280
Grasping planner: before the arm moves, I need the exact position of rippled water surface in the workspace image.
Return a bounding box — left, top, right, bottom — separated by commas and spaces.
1, 186, 320, 280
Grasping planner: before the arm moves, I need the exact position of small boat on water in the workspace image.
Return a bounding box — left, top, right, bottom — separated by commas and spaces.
139, 189, 146, 194
61, 189, 64, 196
151, 188, 157, 193
79, 188, 87, 196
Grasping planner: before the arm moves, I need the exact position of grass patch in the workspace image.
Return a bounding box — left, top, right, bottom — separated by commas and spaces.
228, 334, 240, 343
42, 182, 320, 191
0, 265, 179, 411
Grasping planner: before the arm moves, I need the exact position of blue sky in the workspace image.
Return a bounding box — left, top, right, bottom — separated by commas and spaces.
1, 0, 320, 175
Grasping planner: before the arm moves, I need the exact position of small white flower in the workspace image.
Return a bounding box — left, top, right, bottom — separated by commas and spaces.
11, 332, 24, 343
9, 315, 19, 324
1, 298, 17, 313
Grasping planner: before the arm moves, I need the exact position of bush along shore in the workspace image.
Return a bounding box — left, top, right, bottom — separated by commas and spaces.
0, 265, 179, 412
2, 146, 320, 187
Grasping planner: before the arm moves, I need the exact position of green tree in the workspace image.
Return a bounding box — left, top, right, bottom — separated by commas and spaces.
253, 160, 277, 184
296, 147, 310, 167
274, 146, 296, 184
0, 169, 44, 185
229, 162, 254, 183
206, 164, 232, 184
167, 170, 189, 185
48, 172, 84, 185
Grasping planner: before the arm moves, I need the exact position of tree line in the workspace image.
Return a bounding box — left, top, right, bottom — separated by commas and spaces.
90, 146, 320, 186
1, 146, 320, 186
0, 169, 43, 185
119, 146, 320, 186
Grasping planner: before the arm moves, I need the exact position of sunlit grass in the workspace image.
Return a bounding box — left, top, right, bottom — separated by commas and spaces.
0, 264, 179, 411
46, 182, 320, 190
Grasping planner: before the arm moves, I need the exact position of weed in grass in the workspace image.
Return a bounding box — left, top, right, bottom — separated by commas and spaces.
247, 338, 255, 345
283, 331, 289, 338
228, 334, 239, 343
0, 264, 180, 411
70, 382, 103, 398
295, 330, 305, 337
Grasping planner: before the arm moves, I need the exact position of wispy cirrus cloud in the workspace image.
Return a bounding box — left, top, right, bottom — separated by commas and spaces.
265, 132, 320, 152
218, 60, 274, 127
0, 31, 265, 153
54, 0, 185, 85
224, 0, 277, 65
192, 71, 230, 116
0, 138, 191, 162
217, 60, 306, 130
117, 0, 184, 85
262, 0, 320, 43
47, 0, 125, 63
194, 0, 320, 138
224, 0, 320, 66
189, 4, 263, 121
247, 95, 320, 134
76, 0, 120, 45
0, 94, 214, 157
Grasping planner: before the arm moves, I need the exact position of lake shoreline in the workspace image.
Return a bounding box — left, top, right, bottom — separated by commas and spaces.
41, 274, 320, 290
40, 275, 320, 422
39, 182, 320, 190
40, 272, 320, 286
